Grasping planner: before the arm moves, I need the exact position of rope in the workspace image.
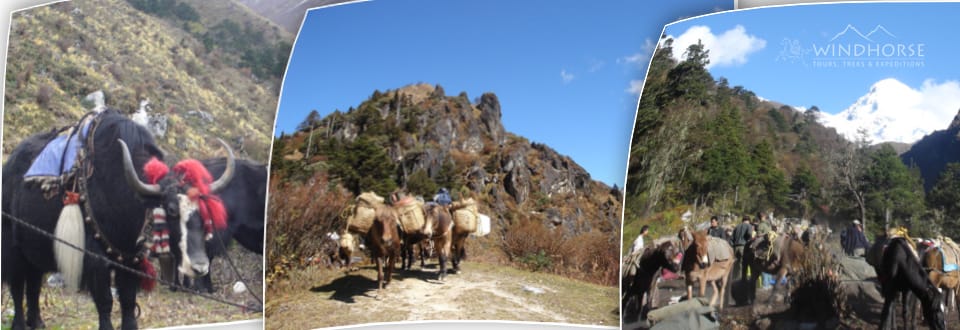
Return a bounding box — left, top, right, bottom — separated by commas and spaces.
3, 210, 259, 311
212, 231, 263, 305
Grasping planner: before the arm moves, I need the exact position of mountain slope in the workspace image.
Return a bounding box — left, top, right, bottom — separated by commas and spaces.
234, 0, 350, 34
901, 109, 960, 191
819, 78, 960, 144
3, 0, 288, 162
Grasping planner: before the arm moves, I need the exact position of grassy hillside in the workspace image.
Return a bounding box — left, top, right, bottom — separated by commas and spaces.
3, 0, 289, 163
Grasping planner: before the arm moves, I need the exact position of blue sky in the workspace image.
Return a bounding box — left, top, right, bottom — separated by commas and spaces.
274, 0, 731, 187
662, 3, 960, 119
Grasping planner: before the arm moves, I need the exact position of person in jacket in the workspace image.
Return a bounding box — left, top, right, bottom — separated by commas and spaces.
730, 216, 754, 281
433, 187, 452, 206
840, 219, 870, 257
707, 216, 727, 240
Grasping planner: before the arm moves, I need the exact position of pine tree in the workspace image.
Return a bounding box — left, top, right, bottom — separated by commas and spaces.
927, 163, 960, 238
297, 109, 322, 132
328, 136, 397, 196
750, 139, 789, 211
861, 145, 926, 232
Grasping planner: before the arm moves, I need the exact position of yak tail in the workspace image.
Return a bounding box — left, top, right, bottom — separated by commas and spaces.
54, 204, 85, 291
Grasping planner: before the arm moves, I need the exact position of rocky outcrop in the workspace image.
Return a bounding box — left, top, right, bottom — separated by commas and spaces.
478, 93, 505, 146
502, 147, 532, 204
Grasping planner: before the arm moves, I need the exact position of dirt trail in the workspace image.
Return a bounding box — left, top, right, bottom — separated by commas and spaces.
266, 262, 618, 329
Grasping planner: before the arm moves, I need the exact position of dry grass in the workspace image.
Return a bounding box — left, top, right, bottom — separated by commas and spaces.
1, 246, 261, 330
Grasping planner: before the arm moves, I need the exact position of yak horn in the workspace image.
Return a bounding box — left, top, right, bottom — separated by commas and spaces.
209, 138, 235, 193
119, 139, 162, 196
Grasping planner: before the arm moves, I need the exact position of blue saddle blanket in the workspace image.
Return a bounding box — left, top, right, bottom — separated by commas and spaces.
942, 246, 959, 272
24, 119, 93, 179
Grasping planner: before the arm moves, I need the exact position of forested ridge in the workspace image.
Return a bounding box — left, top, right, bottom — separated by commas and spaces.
624, 38, 957, 242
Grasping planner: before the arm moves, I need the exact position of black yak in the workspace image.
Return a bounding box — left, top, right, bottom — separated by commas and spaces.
2, 110, 235, 330
180, 158, 266, 293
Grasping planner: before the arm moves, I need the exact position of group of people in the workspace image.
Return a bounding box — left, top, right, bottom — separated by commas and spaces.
629, 212, 873, 282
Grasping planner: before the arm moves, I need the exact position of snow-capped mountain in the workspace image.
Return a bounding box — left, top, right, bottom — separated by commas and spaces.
818, 78, 960, 144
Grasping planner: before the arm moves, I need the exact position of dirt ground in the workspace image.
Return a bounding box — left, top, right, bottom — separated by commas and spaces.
624, 276, 960, 330
1, 245, 262, 329
265, 261, 618, 329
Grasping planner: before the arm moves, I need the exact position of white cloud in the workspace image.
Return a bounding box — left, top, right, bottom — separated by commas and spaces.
626, 80, 645, 95
619, 38, 656, 66
667, 25, 766, 68
588, 59, 606, 73
561, 69, 575, 84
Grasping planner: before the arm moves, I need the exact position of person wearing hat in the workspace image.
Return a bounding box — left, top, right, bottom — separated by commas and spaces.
840, 219, 870, 257
433, 187, 452, 206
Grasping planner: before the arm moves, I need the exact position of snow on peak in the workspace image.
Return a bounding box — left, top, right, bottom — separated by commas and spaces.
819, 78, 960, 144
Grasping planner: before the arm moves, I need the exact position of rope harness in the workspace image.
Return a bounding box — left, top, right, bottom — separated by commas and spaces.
3, 210, 257, 311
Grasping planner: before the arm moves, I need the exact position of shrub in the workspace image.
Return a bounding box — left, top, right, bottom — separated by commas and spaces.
36, 84, 53, 108
501, 218, 618, 286
790, 243, 847, 322
265, 172, 351, 284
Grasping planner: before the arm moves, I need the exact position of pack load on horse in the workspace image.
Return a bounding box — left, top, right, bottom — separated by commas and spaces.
2, 110, 235, 330
474, 213, 492, 237
343, 191, 385, 234
393, 193, 432, 238
450, 198, 479, 272
337, 191, 387, 268
681, 231, 734, 309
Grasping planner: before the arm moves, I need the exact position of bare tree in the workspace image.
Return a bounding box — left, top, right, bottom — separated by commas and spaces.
831, 128, 872, 226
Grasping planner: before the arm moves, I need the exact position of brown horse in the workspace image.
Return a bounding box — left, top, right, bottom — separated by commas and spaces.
367, 205, 401, 296
423, 203, 454, 281
922, 242, 960, 319
622, 240, 683, 321
399, 202, 454, 281
743, 233, 805, 304
682, 231, 735, 309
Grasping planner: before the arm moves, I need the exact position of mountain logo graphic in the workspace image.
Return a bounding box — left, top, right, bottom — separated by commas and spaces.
829, 24, 897, 42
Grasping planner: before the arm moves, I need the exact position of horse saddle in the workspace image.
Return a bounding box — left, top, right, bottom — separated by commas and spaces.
24, 114, 96, 182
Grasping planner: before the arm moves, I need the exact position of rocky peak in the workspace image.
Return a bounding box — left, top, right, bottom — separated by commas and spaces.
478, 92, 505, 145
950, 108, 960, 131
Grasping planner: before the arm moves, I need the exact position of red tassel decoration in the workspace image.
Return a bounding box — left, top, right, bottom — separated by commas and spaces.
173, 159, 213, 194
177, 160, 228, 230
143, 157, 169, 184
140, 258, 157, 292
